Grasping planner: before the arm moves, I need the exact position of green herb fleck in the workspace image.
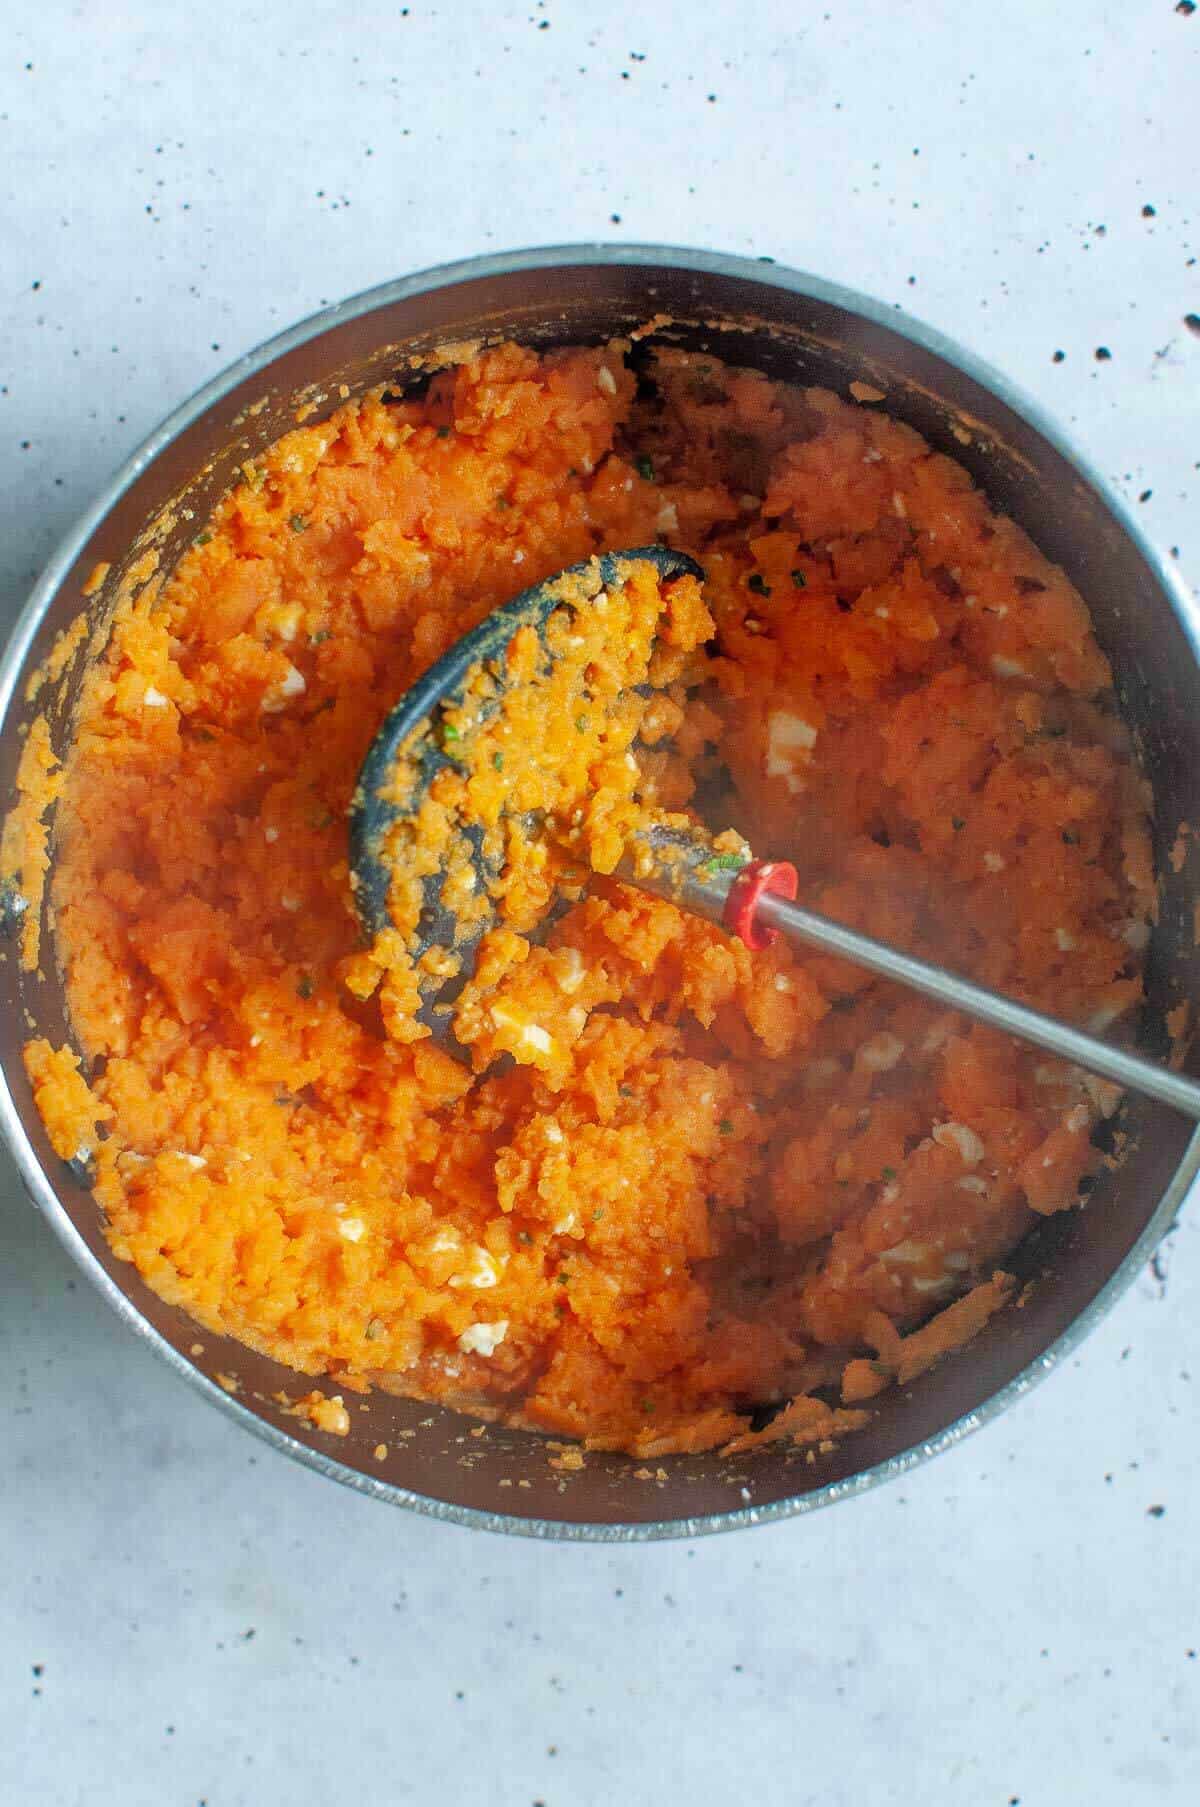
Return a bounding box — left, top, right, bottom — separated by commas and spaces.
1062, 829, 1079, 845
640, 1398, 655, 1415
592, 1209, 604, 1223
634, 454, 656, 482
554, 1298, 568, 1318
296, 974, 315, 1000
441, 721, 460, 746
575, 714, 588, 733
882, 1165, 897, 1180
556, 1270, 570, 1286
309, 808, 333, 830
243, 463, 266, 492
195, 529, 213, 547
517, 1230, 533, 1245
309, 628, 331, 645
704, 851, 748, 876
748, 573, 771, 597
790, 568, 807, 589
436, 425, 452, 439
289, 514, 308, 533
364, 1318, 383, 1341
492, 751, 504, 772
494, 494, 511, 510
951, 816, 965, 832
618, 1084, 635, 1099
718, 1118, 734, 1135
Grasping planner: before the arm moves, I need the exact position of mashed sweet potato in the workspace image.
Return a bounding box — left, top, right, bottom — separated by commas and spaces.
15, 339, 1155, 1456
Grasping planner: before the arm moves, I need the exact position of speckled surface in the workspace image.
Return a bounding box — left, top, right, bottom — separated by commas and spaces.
3, 3, 1199, 1802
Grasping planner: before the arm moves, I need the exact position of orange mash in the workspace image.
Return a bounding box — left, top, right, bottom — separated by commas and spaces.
14, 340, 1154, 1456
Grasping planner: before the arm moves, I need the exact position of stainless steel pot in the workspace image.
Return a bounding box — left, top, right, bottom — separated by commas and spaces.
2, 246, 1197, 1540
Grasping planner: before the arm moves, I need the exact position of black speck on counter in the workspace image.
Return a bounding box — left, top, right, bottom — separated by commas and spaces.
1143, 204, 1157, 217
1184, 314, 1200, 337
610, 212, 622, 223
1095, 346, 1113, 361
1147, 1503, 1166, 1517
1177, 1, 1195, 16
1139, 489, 1153, 502
1053, 349, 1066, 363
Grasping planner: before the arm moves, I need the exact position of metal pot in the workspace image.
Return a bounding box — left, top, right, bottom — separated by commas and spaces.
2, 246, 1196, 1540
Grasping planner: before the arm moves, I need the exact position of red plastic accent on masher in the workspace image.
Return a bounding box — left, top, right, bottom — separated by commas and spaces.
723, 859, 799, 951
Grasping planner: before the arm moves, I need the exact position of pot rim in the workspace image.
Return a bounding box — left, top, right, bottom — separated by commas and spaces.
2, 241, 1197, 1541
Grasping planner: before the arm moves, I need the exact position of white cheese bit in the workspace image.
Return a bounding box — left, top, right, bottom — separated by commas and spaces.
983, 851, 1006, 873
773, 973, 793, 993
556, 948, 586, 994
490, 1005, 553, 1054
512, 549, 526, 565
596, 365, 617, 395
892, 492, 908, 518
956, 1175, 988, 1195
449, 1245, 502, 1289
921, 1018, 954, 1056
1065, 1104, 1092, 1134
1082, 1072, 1123, 1119
932, 1120, 985, 1166
458, 1320, 508, 1357
261, 662, 306, 713
862, 448, 883, 464
874, 606, 890, 619
1088, 1004, 1124, 1034
280, 893, 301, 913
177, 1152, 207, 1170
338, 1217, 366, 1243
944, 1250, 972, 1270
656, 501, 680, 534
143, 686, 169, 708
912, 1273, 956, 1296
881, 1238, 928, 1266
544, 1122, 565, 1145
963, 593, 978, 610
264, 825, 279, 843
428, 1228, 461, 1256
1055, 927, 1077, 951
249, 1034, 262, 1048
858, 1031, 905, 1074
1120, 919, 1151, 952
553, 1211, 579, 1235
990, 654, 1027, 680
765, 711, 818, 794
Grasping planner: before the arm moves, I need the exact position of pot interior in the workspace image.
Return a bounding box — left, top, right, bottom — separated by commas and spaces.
3, 254, 1197, 1534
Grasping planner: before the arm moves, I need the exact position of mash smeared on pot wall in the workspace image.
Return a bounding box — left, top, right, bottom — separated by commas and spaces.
13, 341, 1154, 1457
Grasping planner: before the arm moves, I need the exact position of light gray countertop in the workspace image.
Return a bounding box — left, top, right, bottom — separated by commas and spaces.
2, 3, 1198, 1801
